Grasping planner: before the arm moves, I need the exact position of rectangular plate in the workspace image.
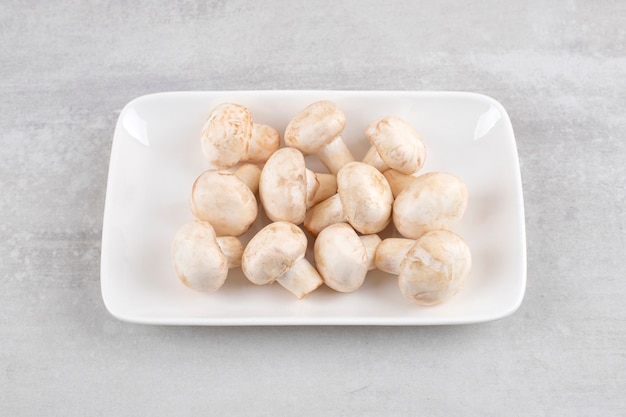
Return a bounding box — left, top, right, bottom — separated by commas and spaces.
101, 91, 526, 325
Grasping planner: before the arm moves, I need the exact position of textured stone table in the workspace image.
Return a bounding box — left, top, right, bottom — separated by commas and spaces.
1, 1, 624, 415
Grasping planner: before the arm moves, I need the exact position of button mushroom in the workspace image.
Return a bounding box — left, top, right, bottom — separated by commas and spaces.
362, 116, 426, 174
249, 123, 282, 163
314, 223, 381, 292
242, 221, 323, 299
190, 163, 261, 237
393, 172, 468, 239
171, 220, 243, 293
304, 161, 393, 236
201, 103, 280, 169
284, 100, 354, 175
374, 230, 471, 305
259, 147, 337, 224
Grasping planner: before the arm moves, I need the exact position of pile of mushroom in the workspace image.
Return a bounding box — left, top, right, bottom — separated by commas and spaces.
171, 99, 472, 305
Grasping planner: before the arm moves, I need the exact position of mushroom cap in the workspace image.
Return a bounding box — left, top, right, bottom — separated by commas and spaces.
171, 220, 228, 293
242, 221, 308, 285
393, 172, 468, 239
248, 124, 280, 163
190, 170, 258, 237
200, 103, 253, 168
259, 147, 307, 224
284, 100, 346, 154
337, 162, 393, 234
365, 116, 426, 174
398, 230, 471, 305
314, 223, 369, 292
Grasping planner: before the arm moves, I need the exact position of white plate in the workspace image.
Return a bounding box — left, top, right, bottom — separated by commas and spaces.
101, 91, 526, 325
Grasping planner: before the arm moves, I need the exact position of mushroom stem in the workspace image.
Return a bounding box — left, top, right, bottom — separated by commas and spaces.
234, 163, 262, 194
383, 169, 417, 198
316, 135, 355, 175
374, 238, 415, 275
247, 124, 280, 163
362, 146, 389, 172
305, 170, 337, 208
360, 234, 382, 271
216, 236, 243, 268
303, 194, 347, 236
276, 257, 323, 299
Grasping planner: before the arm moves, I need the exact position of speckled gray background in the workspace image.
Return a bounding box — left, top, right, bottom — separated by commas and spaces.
1, 1, 625, 415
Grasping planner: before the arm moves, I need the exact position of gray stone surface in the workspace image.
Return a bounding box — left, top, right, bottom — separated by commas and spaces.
1, 1, 625, 415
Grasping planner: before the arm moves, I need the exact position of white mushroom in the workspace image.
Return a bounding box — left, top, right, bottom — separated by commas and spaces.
201, 103, 280, 169
249, 123, 281, 163
190, 163, 261, 236
393, 172, 468, 239
259, 147, 337, 224
304, 162, 393, 236
242, 221, 323, 299
362, 116, 426, 174
374, 230, 471, 305
314, 223, 381, 292
171, 220, 243, 293
284, 100, 354, 174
